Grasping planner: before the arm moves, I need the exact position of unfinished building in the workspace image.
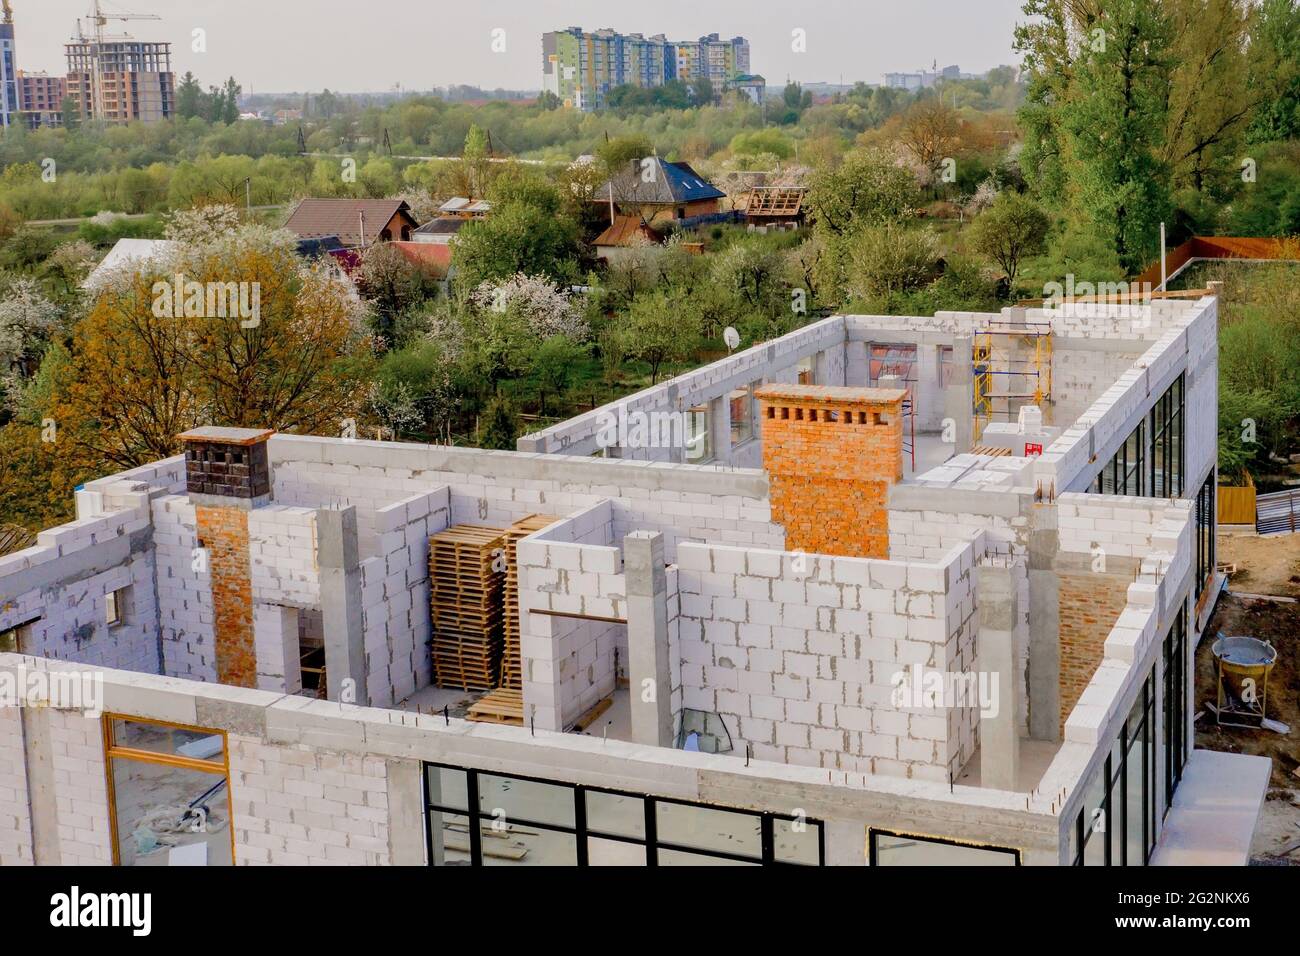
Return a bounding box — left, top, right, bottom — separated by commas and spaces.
0, 291, 1269, 866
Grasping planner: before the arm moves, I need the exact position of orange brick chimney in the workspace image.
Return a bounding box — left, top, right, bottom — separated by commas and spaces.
756, 384, 905, 559
180, 426, 274, 688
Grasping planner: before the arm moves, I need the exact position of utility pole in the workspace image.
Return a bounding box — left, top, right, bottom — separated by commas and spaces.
244, 177, 252, 215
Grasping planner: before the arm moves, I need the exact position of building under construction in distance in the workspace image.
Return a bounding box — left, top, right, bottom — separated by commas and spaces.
65, 36, 173, 124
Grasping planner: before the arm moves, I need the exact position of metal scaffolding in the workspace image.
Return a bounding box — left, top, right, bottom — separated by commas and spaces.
972, 323, 1053, 444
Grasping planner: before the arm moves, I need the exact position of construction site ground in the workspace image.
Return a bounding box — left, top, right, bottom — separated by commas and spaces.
1197, 532, 1300, 864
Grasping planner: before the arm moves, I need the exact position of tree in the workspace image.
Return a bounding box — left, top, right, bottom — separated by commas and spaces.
176, 72, 204, 119
222, 78, 243, 125
845, 222, 939, 301
60, 96, 80, 131
359, 243, 434, 345
462, 124, 491, 198
968, 192, 1050, 286
1247, 0, 1300, 142
691, 76, 715, 107
452, 173, 579, 291
479, 397, 518, 449
537, 90, 562, 111
1163, 0, 1253, 193
47, 225, 374, 471
1017, 0, 1175, 272
620, 288, 695, 383
596, 135, 655, 178
531, 335, 588, 415
897, 98, 963, 187
805, 149, 920, 237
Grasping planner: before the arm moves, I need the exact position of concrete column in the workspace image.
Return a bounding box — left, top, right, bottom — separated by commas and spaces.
385, 758, 427, 866
316, 506, 368, 706
976, 562, 1022, 791
623, 530, 673, 747
253, 603, 301, 694
1027, 520, 1061, 742
944, 335, 973, 454
823, 819, 867, 865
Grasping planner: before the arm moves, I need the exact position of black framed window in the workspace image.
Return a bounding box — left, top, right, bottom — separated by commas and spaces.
1094, 418, 1146, 496
424, 764, 824, 866
1148, 374, 1184, 498
870, 829, 1019, 865
1072, 669, 1157, 866
1162, 607, 1189, 813
1195, 474, 1216, 602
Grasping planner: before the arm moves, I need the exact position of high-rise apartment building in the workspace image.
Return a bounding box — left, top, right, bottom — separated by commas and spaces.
543, 27, 749, 110
0, 21, 17, 129
65, 38, 174, 124
18, 71, 66, 128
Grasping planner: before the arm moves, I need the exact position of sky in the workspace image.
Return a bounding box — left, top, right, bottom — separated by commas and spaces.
17, 0, 1028, 94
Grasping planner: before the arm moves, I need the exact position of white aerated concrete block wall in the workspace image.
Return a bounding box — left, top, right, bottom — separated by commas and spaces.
47, 708, 113, 866
671, 537, 981, 781
152, 495, 215, 681
228, 736, 390, 865
0, 705, 32, 865
518, 501, 625, 731
359, 488, 449, 707
268, 438, 784, 567
248, 506, 320, 608
0, 494, 159, 675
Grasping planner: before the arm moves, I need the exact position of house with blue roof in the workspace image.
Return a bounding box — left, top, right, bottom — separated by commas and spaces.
594, 156, 729, 228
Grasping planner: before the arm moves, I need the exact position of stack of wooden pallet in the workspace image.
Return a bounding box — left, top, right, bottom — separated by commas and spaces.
466, 514, 557, 727
500, 514, 557, 689
429, 525, 506, 690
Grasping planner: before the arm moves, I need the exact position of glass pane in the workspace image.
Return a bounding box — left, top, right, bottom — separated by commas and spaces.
426, 766, 468, 811
0, 627, 19, 654
657, 847, 759, 866
477, 773, 575, 829
655, 801, 761, 858
110, 719, 224, 764
1126, 723, 1147, 866
482, 825, 577, 867
587, 836, 647, 866
773, 817, 821, 865
110, 757, 231, 866
1082, 765, 1107, 866
685, 408, 711, 463
585, 789, 645, 839
729, 388, 753, 446
429, 811, 474, 865
873, 833, 1016, 866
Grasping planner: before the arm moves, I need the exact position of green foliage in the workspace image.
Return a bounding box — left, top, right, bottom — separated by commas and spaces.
845, 221, 940, 301
596, 135, 655, 176
729, 128, 793, 159
479, 397, 519, 450
967, 191, 1050, 285
805, 149, 920, 237
452, 170, 580, 290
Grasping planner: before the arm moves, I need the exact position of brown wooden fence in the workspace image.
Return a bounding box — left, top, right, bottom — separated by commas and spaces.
1217, 483, 1257, 526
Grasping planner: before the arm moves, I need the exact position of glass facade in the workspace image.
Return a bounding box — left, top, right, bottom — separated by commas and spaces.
424, 764, 823, 866
1071, 670, 1157, 865
1148, 373, 1184, 498
1163, 607, 1189, 811
1094, 419, 1146, 495
1093, 374, 1185, 498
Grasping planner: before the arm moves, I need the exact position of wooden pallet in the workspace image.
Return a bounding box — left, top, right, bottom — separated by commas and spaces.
970, 444, 1013, 458
429, 525, 506, 690
500, 514, 558, 690
466, 687, 525, 725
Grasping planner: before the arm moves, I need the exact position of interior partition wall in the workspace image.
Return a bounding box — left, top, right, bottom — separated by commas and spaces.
424, 763, 824, 866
